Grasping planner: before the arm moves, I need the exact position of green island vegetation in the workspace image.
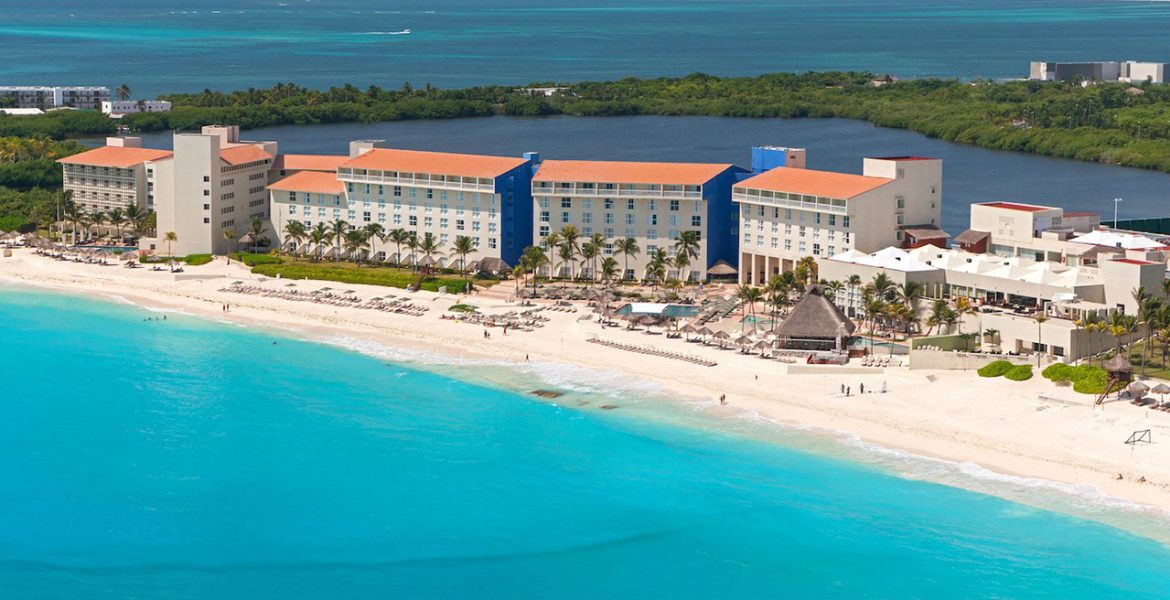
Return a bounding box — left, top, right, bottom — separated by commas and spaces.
1041, 363, 1111, 394
977, 360, 1015, 378
102, 72, 1170, 174
249, 258, 477, 293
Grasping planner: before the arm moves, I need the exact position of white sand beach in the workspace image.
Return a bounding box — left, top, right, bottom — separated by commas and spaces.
4, 249, 1170, 521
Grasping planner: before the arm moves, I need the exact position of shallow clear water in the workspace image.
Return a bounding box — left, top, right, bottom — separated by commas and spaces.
5, 1, 1170, 95
2, 286, 1170, 598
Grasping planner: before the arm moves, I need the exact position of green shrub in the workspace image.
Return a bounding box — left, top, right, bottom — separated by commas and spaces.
448, 304, 477, 313
1042, 363, 1074, 382
1072, 367, 1110, 395
978, 360, 1014, 378
231, 252, 283, 266
183, 254, 213, 266
1005, 364, 1033, 381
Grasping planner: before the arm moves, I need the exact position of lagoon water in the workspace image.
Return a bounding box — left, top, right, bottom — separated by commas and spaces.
138, 115, 1170, 235
6, 1, 1170, 96
3, 288, 1170, 598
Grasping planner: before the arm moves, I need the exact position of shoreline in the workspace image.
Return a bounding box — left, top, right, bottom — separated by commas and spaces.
3, 250, 1170, 538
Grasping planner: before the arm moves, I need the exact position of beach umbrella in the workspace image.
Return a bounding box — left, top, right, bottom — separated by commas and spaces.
734, 334, 754, 352
754, 340, 772, 356
1152, 383, 1170, 405
712, 330, 731, 347
1128, 380, 1150, 398
696, 326, 714, 342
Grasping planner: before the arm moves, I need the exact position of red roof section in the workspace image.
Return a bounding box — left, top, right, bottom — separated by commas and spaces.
268, 171, 344, 195
272, 154, 348, 172
220, 144, 273, 166
977, 201, 1058, 213
1063, 211, 1098, 218
342, 148, 527, 179
533, 160, 733, 186
1111, 258, 1157, 265
737, 167, 892, 199
57, 146, 173, 168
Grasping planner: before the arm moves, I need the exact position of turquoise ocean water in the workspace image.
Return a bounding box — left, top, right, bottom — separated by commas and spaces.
3, 286, 1170, 598
5, 1, 1170, 95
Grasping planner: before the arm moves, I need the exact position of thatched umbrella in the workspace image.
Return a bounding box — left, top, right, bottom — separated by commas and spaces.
754, 340, 772, 356
734, 333, 754, 352
696, 326, 714, 343
1152, 382, 1170, 405
1128, 380, 1150, 399
713, 330, 731, 348
418, 255, 438, 268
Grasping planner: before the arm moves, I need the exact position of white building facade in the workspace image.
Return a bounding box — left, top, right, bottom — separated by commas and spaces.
57, 137, 172, 214
101, 100, 172, 117
0, 86, 109, 110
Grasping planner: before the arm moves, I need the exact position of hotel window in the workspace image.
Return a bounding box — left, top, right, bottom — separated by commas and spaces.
582, 213, 593, 224
440, 190, 448, 201
743, 233, 751, 244
604, 199, 614, 209
784, 239, 792, 251
670, 200, 679, 211
604, 227, 614, 238
627, 199, 636, 210
393, 214, 402, 225
770, 238, 778, 249
799, 212, 806, 222
772, 207, 780, 219
784, 208, 792, 220
561, 197, 572, 208
488, 222, 497, 233
440, 233, 448, 244
799, 226, 806, 237
646, 229, 658, 240
756, 235, 764, 247
583, 227, 592, 236
798, 241, 807, 253
757, 205, 765, 217
488, 238, 498, 249
603, 243, 614, 255
425, 188, 433, 200
424, 204, 433, 214
363, 211, 371, 222
649, 214, 658, 226
896, 231, 904, 242
625, 214, 635, 225
539, 225, 549, 237
648, 200, 657, 211
771, 222, 779, 233
896, 196, 905, 209
409, 215, 417, 226
472, 221, 480, 232
647, 244, 658, 254
472, 237, 480, 247
669, 215, 679, 227
440, 204, 449, 214
757, 221, 764, 231
828, 246, 835, 255
393, 186, 402, 197
814, 213, 822, 225
691, 216, 702, 227
333, 209, 341, 218
625, 228, 636, 238
318, 208, 326, 217
582, 198, 592, 209
409, 188, 417, 198
604, 213, 615, 224
896, 214, 904, 225
365, 184, 371, 194
347, 210, 356, 220
456, 219, 465, 231
843, 232, 851, 243
539, 198, 550, 209
562, 212, 570, 223
378, 186, 385, 196
440, 218, 449, 229
842, 216, 850, 228
813, 243, 821, 256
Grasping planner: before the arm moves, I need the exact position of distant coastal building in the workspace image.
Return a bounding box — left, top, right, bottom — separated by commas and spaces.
1029, 61, 1168, 84
0, 108, 44, 116
57, 137, 172, 214
141, 125, 278, 256
515, 87, 570, 97
734, 148, 943, 285
530, 158, 745, 280
269, 142, 536, 266
0, 86, 109, 110
101, 100, 172, 117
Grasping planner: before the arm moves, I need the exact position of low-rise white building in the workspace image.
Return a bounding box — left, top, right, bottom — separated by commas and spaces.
0, 86, 109, 110
101, 100, 172, 117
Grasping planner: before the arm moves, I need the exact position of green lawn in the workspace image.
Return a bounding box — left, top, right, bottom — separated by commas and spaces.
1120, 339, 1170, 381
250, 259, 479, 292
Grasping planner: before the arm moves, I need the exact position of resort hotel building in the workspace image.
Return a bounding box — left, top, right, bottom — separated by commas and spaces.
140, 126, 278, 256
530, 158, 745, 280
268, 141, 536, 266
57, 137, 173, 214
0, 86, 109, 110
734, 150, 944, 285
101, 100, 172, 117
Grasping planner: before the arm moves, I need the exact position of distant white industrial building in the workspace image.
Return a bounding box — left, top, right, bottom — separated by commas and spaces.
1029, 61, 1169, 84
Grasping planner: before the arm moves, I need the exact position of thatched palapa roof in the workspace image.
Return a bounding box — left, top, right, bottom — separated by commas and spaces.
1104, 354, 1133, 373
773, 285, 856, 340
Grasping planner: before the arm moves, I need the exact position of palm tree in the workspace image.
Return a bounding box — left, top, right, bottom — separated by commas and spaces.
328, 219, 349, 262
309, 223, 330, 261
343, 229, 370, 265
897, 281, 923, 307
615, 237, 640, 282
870, 272, 895, 302
248, 217, 266, 253
559, 225, 581, 259
588, 233, 606, 282
282, 220, 306, 256
417, 232, 442, 269
115, 84, 132, 101
557, 243, 575, 280
580, 241, 600, 285
736, 284, 764, 332
163, 231, 177, 269
364, 223, 384, 262
124, 204, 145, 238
64, 203, 81, 245
452, 235, 474, 275
78, 214, 94, 244
674, 230, 701, 265
1134, 286, 1162, 376
672, 249, 691, 285
223, 228, 237, 255
952, 296, 977, 334
512, 264, 526, 294
405, 232, 420, 271
386, 228, 408, 266
600, 257, 618, 286
796, 255, 818, 285
520, 245, 549, 294
825, 280, 845, 303
646, 247, 670, 289
107, 207, 126, 242
925, 299, 948, 335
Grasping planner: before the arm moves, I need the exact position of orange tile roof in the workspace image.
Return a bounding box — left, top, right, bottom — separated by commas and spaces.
220, 144, 274, 166
532, 160, 734, 185
56, 146, 173, 168
341, 148, 527, 179
977, 201, 1058, 213
737, 167, 892, 199
268, 171, 344, 195
272, 154, 348, 172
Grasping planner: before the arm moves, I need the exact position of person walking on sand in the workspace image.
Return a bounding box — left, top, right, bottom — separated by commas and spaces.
860, 383, 865, 394
720, 393, 727, 406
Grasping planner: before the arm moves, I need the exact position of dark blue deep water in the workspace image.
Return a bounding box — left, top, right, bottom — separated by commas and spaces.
4, 1, 1170, 95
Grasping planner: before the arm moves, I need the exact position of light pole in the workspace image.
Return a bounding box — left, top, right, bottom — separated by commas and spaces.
1113, 197, 1123, 228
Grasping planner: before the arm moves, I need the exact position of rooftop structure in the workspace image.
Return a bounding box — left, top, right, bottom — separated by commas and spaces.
57, 137, 173, 215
